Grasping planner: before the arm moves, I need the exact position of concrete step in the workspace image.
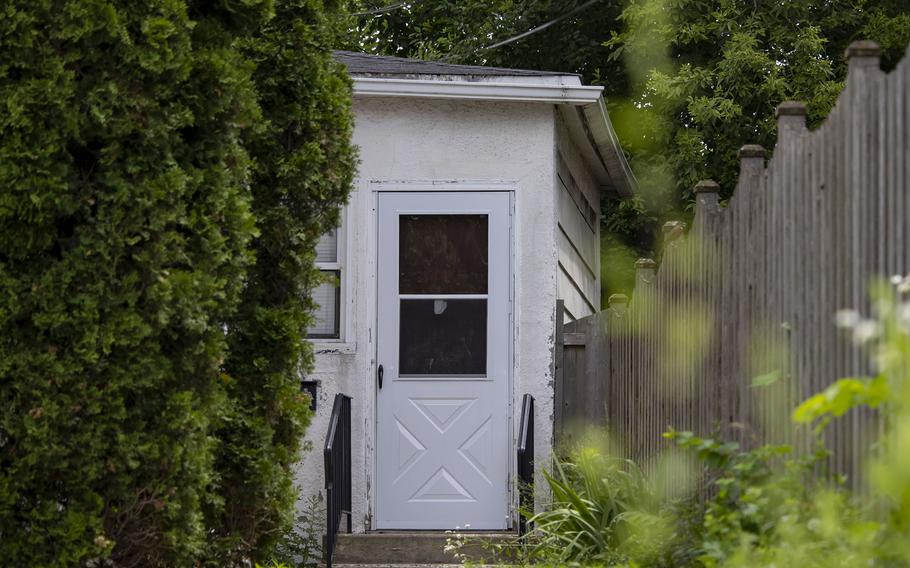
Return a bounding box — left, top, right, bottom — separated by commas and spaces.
332, 532, 517, 565
334, 565, 464, 568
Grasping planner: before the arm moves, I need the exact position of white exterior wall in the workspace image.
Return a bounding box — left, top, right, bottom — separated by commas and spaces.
295, 97, 558, 532
555, 115, 602, 321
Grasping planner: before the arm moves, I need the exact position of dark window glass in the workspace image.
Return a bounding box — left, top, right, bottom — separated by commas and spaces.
399, 299, 487, 376
399, 215, 488, 294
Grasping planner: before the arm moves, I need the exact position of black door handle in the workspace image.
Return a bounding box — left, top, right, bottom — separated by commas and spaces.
377, 364, 384, 390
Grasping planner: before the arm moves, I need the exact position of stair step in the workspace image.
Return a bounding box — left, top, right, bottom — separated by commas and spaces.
333, 532, 517, 565
334, 565, 465, 568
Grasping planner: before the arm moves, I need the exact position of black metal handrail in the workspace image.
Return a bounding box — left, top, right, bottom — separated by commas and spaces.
517, 393, 535, 535
324, 393, 351, 567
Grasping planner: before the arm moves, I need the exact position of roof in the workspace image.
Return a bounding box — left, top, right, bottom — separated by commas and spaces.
333, 50, 575, 78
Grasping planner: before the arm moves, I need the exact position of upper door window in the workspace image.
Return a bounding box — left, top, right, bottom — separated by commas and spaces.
399, 214, 488, 294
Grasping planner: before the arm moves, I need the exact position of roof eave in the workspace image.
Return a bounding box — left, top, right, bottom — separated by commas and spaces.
351, 76, 602, 105
558, 100, 637, 198
580, 97, 638, 197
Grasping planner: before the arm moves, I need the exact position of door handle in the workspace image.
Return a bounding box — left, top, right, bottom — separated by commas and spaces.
377, 364, 384, 390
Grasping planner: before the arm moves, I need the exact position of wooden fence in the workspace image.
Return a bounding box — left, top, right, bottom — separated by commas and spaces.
554, 41, 910, 491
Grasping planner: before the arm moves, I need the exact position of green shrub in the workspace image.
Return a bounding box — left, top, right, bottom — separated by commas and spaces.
664, 431, 821, 565
526, 444, 669, 565
208, 0, 356, 562
0, 1, 354, 565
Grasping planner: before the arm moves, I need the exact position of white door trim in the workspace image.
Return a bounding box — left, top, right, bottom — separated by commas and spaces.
369, 179, 519, 192
369, 184, 515, 530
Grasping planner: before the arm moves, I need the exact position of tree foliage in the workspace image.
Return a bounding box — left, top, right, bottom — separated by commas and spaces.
0, 1, 355, 565
346, 0, 910, 297
607, 0, 910, 212
347, 0, 628, 86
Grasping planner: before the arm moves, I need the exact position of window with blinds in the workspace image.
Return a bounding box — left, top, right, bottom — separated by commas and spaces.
308, 229, 342, 339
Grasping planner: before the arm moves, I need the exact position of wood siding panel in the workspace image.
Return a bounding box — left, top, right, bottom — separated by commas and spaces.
558, 229, 598, 302
558, 267, 595, 321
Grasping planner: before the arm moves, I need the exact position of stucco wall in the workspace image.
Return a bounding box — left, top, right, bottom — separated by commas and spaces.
295, 97, 558, 532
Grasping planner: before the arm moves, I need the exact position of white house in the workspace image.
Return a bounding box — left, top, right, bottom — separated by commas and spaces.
296, 51, 636, 535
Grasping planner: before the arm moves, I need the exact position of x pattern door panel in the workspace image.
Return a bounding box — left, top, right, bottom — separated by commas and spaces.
393, 396, 490, 499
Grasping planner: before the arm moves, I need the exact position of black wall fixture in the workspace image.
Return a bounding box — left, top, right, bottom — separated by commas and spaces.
301, 380, 319, 411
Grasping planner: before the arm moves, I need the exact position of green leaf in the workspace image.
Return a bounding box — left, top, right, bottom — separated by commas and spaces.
751, 370, 781, 388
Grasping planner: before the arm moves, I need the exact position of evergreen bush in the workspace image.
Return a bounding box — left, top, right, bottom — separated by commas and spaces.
0, 1, 355, 565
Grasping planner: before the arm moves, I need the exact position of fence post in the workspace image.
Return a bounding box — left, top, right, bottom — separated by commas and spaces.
554, 299, 565, 441
694, 180, 720, 214
608, 293, 628, 314
607, 293, 629, 435
662, 221, 685, 243
694, 180, 720, 238
845, 40, 881, 74
738, 144, 765, 178
776, 101, 807, 143
634, 258, 656, 289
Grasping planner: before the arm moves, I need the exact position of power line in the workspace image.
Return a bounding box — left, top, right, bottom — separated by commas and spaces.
352, 0, 425, 17
481, 0, 602, 51
356, 0, 602, 63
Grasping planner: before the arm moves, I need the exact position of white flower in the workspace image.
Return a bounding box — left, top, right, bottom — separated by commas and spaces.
853, 320, 881, 344
835, 309, 861, 328
898, 303, 910, 332
807, 518, 821, 533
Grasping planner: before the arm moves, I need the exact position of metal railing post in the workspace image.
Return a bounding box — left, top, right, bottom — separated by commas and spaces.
517, 394, 535, 535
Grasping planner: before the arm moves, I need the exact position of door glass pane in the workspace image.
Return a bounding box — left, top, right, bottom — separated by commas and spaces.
399, 299, 487, 376
400, 215, 488, 294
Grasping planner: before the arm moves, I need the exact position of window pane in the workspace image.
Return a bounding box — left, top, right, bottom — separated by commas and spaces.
399, 215, 488, 294
315, 230, 338, 263
399, 299, 486, 376
307, 271, 340, 338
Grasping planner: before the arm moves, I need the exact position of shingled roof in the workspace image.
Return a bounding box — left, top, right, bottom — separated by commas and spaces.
333, 50, 574, 78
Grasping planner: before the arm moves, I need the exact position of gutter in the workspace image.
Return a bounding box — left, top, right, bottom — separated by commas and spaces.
580, 98, 638, 197
351, 77, 603, 105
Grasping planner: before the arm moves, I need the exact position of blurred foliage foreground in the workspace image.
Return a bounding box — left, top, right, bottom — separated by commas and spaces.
449, 276, 910, 567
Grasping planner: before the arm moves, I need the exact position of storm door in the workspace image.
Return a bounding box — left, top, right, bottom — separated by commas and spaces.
376, 191, 511, 530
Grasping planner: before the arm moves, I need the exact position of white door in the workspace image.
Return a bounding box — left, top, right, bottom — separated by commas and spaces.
376, 191, 511, 530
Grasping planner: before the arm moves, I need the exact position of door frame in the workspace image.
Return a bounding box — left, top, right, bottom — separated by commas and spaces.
368, 180, 516, 530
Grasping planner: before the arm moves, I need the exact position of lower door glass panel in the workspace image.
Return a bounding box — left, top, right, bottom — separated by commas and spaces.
399, 299, 487, 376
